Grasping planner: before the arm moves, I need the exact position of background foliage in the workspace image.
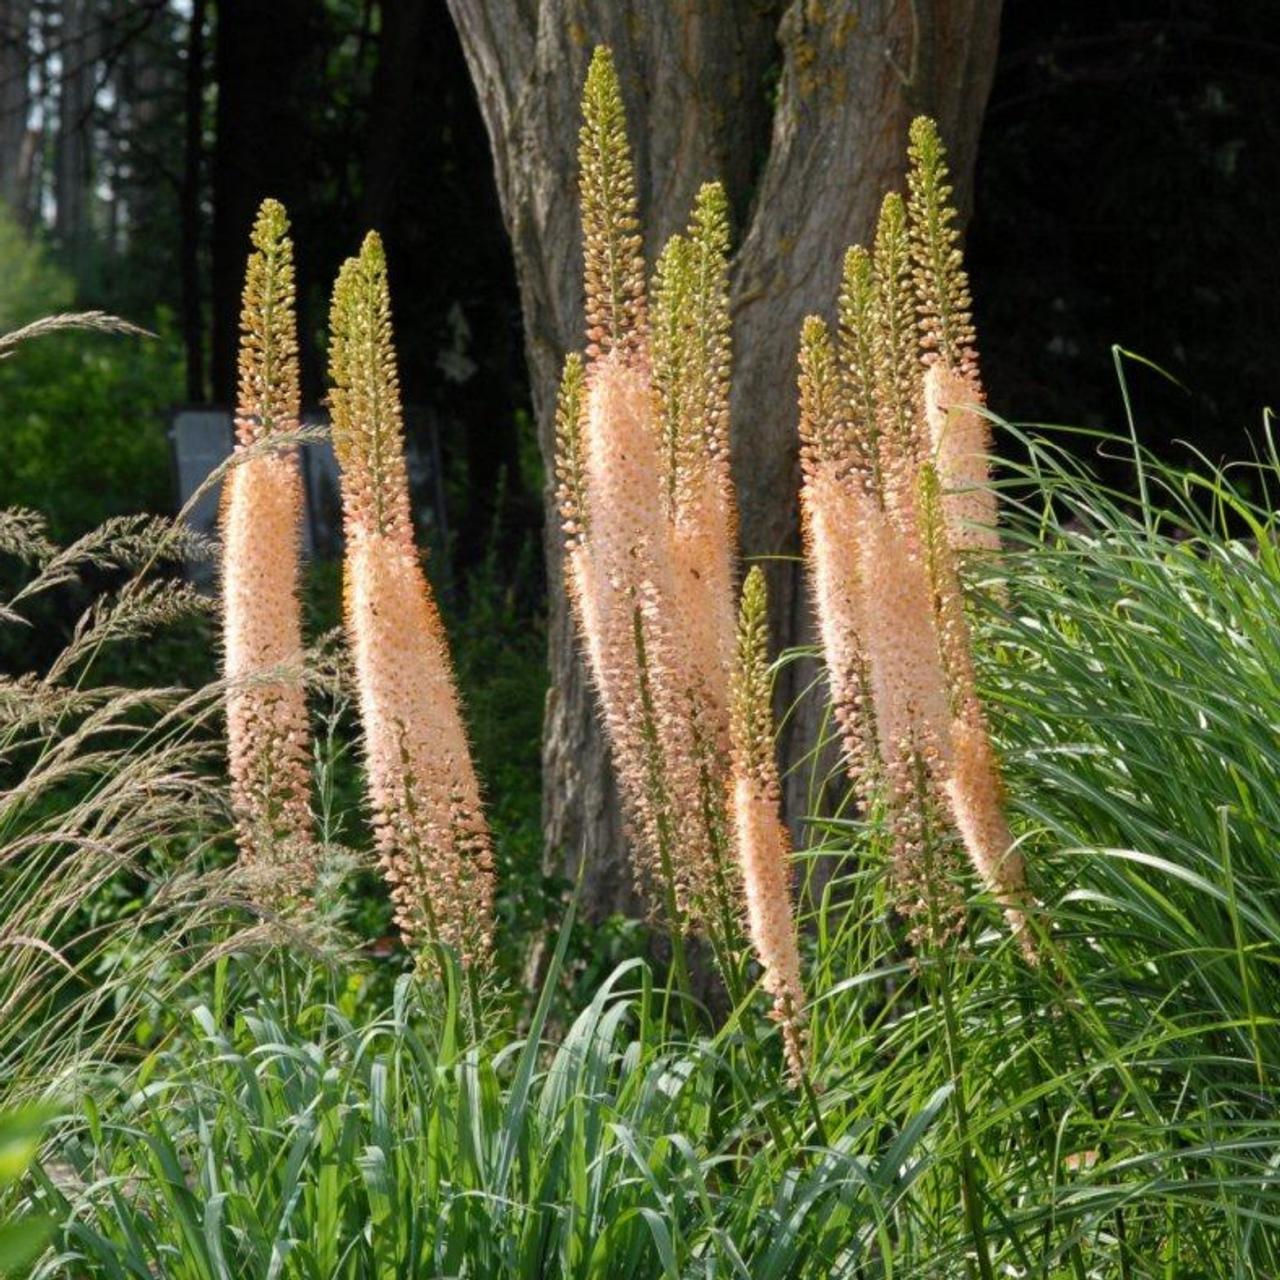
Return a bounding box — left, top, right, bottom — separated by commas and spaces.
0, 212, 180, 539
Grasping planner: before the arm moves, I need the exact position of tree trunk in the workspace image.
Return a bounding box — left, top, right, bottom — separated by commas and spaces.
0, 0, 34, 223
446, 0, 1002, 919
209, 0, 317, 406
54, 0, 94, 274
180, 0, 206, 402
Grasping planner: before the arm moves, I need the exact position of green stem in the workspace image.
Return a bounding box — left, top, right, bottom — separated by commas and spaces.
914, 749, 995, 1280
936, 955, 995, 1280
632, 606, 699, 1035
464, 957, 485, 1045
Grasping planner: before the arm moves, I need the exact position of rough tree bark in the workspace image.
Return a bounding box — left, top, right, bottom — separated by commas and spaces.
445, 0, 1002, 919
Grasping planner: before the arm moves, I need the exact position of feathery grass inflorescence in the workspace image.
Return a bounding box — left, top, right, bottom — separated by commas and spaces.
329, 232, 493, 970
730, 567, 805, 1078
221, 199, 314, 897
799, 121, 1030, 951
907, 116, 998, 553
0, 507, 238, 1109
558, 49, 752, 958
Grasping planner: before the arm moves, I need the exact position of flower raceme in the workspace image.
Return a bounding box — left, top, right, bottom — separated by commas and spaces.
558, 351, 708, 918
560, 301, 733, 931
222, 198, 313, 896
799, 121, 1033, 953
798, 316, 880, 800
329, 233, 494, 969
730, 567, 806, 1078
908, 117, 999, 555
557, 47, 745, 938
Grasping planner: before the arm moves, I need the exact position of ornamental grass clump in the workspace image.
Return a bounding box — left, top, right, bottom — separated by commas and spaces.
221, 199, 313, 896
556, 48, 745, 949
329, 232, 494, 970
798, 121, 1031, 952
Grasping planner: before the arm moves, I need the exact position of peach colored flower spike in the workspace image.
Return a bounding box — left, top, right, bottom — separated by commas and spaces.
909, 116, 1000, 554
222, 198, 313, 897
329, 232, 494, 970
564, 349, 727, 924
559, 49, 742, 937
923, 363, 999, 554
731, 566, 807, 1080
798, 315, 880, 802
917, 464, 1035, 956
796, 118, 1036, 957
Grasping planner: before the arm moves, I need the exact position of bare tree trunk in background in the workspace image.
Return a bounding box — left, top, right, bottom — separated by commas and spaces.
358, 0, 429, 231
210, 0, 318, 405
0, 0, 34, 223
55, 0, 94, 271
446, 0, 1002, 919
180, 0, 205, 402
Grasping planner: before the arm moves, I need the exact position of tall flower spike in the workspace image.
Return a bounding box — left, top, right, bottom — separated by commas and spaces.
329, 233, 494, 969
653, 181, 738, 739
222, 198, 313, 895
651, 185, 733, 517
797, 316, 842, 473
908, 116, 998, 552
855, 501, 967, 944
328, 235, 413, 545
798, 317, 880, 799
730, 566, 806, 1079
554, 353, 588, 546
566, 351, 706, 922
568, 55, 742, 942
871, 193, 927, 527
836, 246, 882, 497
918, 464, 1034, 954
906, 116, 978, 379
922, 361, 999, 553
652, 231, 695, 514
686, 182, 733, 481
579, 46, 647, 361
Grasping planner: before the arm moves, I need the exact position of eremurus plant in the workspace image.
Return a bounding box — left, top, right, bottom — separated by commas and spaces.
557, 48, 742, 940
729, 566, 807, 1077
557, 46, 807, 1058
222, 198, 313, 898
328, 232, 494, 971
215, 61, 1028, 1001
799, 120, 1033, 955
